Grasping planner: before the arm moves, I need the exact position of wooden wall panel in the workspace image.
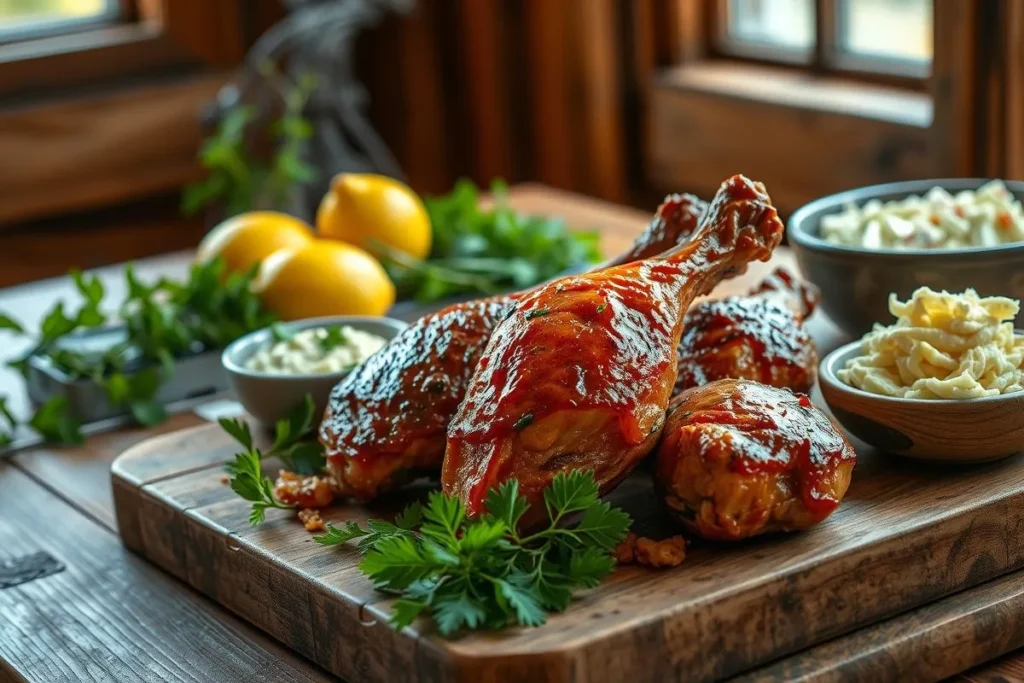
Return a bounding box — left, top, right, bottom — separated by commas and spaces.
575, 0, 628, 202
1007, 0, 1024, 179
521, 0, 578, 191
396, 0, 453, 194
358, 0, 635, 202
0, 74, 225, 228
647, 83, 933, 214
930, 0, 979, 176
458, 0, 515, 183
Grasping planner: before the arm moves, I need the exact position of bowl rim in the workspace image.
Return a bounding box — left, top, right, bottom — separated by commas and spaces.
819, 334, 1024, 406
221, 314, 408, 381
788, 177, 1024, 258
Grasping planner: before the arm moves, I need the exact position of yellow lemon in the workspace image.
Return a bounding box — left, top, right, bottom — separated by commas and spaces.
252, 240, 395, 320
317, 173, 432, 260
197, 211, 313, 276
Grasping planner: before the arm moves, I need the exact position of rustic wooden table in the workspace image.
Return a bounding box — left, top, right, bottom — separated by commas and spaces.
0, 185, 1019, 682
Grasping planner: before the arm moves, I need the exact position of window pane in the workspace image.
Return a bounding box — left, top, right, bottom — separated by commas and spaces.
0, 0, 116, 39
727, 0, 815, 51
839, 0, 932, 62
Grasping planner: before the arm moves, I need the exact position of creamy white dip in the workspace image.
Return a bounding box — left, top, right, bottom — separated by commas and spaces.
246, 326, 385, 375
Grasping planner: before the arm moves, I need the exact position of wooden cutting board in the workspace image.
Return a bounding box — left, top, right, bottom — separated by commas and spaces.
111, 395, 1024, 683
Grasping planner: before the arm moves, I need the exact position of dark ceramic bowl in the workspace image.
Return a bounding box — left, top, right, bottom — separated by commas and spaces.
788, 178, 1024, 335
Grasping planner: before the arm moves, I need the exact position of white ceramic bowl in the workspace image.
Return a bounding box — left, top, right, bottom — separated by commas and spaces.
221, 315, 408, 425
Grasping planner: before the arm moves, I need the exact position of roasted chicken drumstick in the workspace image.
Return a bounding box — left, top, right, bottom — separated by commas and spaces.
656, 379, 856, 540
442, 175, 785, 518
675, 268, 820, 395
319, 193, 706, 501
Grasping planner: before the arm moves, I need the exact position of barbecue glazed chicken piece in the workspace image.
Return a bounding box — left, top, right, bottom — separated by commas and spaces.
443, 175, 785, 519
656, 379, 856, 540
319, 193, 707, 501
675, 268, 820, 395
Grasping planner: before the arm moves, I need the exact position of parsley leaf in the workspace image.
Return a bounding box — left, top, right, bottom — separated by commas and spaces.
0, 313, 24, 334
314, 520, 370, 547
320, 326, 349, 350
29, 396, 84, 445
485, 480, 529, 530
227, 448, 292, 525
315, 470, 631, 636
269, 323, 295, 343
432, 588, 487, 635
380, 179, 602, 303
218, 395, 327, 523
0, 396, 16, 447
219, 417, 254, 452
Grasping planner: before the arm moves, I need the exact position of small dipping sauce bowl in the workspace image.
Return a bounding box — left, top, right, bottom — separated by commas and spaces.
222, 315, 408, 425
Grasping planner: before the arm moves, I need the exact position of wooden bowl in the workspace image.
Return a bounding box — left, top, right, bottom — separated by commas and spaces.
819, 340, 1024, 462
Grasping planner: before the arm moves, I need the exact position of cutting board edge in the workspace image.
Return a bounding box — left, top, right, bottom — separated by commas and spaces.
112, 441, 1024, 683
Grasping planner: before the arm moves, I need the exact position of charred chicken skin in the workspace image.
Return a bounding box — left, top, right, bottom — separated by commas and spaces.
319, 193, 707, 501
442, 175, 785, 519
675, 268, 821, 395
656, 379, 856, 540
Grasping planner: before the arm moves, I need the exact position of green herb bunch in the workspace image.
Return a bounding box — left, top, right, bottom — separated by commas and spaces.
382, 179, 603, 303
0, 257, 274, 446
221, 395, 327, 524
315, 470, 631, 635
182, 67, 318, 218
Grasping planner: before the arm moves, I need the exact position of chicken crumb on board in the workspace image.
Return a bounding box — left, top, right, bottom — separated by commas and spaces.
297, 508, 325, 532
614, 532, 687, 568
274, 470, 338, 508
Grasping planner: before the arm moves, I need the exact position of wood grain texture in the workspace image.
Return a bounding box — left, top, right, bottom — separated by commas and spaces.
110, 232, 1024, 682
12, 183, 1024, 680
112, 407, 1024, 683
819, 362, 1024, 463
574, 0, 628, 202
647, 67, 933, 214
457, 0, 515, 184
521, 0, 576, 191
955, 649, 1024, 683
0, 196, 206, 288
930, 0, 979, 176
0, 464, 333, 683
0, 26, 192, 99
397, 0, 453, 195
735, 572, 1024, 683
0, 74, 224, 226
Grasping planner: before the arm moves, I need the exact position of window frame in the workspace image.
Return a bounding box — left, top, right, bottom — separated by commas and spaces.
0, 0, 279, 228
707, 0, 930, 93
635, 0, 995, 215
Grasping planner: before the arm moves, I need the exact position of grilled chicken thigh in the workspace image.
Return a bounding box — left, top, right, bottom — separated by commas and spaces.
675, 268, 820, 394
656, 379, 856, 540
442, 175, 785, 518
319, 193, 707, 501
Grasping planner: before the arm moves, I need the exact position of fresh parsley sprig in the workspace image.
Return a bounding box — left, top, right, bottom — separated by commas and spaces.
381, 179, 602, 303
315, 470, 630, 636
0, 256, 275, 445
0, 397, 17, 448
221, 395, 328, 524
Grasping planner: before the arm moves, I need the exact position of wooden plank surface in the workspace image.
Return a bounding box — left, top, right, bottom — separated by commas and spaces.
0, 464, 333, 683
108, 225, 1024, 683
110, 361, 1024, 683
5, 184, 1024, 681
